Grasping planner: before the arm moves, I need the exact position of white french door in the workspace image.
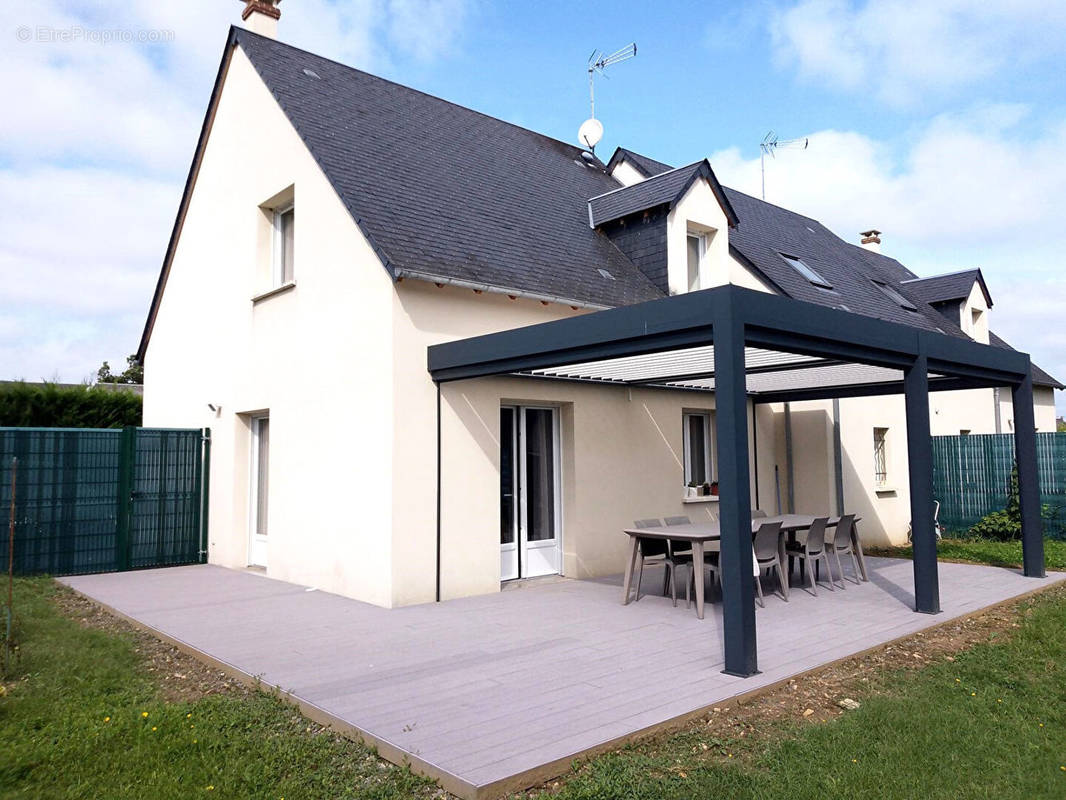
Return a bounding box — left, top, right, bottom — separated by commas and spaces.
249, 415, 270, 567
500, 406, 561, 581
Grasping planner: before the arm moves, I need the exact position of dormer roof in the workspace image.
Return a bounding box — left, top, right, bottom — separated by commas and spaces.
588, 160, 739, 229
901, 269, 993, 308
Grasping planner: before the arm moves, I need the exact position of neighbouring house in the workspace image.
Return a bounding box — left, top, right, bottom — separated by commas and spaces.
138, 1, 1061, 608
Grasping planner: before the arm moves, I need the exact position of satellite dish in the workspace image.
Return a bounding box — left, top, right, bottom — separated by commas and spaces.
578, 117, 604, 150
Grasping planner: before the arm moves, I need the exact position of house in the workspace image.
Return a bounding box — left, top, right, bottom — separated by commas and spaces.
138, 1, 1060, 608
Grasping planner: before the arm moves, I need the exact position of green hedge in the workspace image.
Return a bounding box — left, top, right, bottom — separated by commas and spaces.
0, 382, 141, 428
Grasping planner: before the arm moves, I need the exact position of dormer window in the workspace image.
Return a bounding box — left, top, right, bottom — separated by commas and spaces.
781, 253, 832, 289
872, 280, 917, 311
687, 232, 705, 292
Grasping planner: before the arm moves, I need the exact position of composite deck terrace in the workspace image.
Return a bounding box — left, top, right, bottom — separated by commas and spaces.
62, 559, 1064, 799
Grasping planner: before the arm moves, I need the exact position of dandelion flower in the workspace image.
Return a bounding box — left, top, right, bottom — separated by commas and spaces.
971, 692, 976, 697
151, 726, 157, 732
142, 712, 149, 718
187, 713, 192, 719
206, 787, 214, 792
104, 717, 110, 723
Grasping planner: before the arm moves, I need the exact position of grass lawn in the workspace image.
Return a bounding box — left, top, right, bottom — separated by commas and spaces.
2, 570, 1065, 800
0, 578, 438, 800
865, 536, 1066, 571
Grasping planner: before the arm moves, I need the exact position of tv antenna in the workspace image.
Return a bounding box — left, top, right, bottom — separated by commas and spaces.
759, 131, 808, 200
578, 42, 637, 152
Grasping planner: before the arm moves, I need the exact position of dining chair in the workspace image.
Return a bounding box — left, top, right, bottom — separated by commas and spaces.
784, 517, 834, 596
632, 519, 683, 606
752, 520, 786, 606
825, 514, 861, 588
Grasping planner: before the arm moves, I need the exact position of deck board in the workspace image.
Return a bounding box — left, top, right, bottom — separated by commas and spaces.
62, 558, 1064, 799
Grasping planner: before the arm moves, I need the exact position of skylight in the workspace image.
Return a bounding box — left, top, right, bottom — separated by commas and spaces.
780, 253, 832, 289
872, 280, 917, 311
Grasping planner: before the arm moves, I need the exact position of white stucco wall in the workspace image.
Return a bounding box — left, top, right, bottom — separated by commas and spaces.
143, 45, 398, 606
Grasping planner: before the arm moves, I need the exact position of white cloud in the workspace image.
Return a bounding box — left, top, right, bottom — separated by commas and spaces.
0, 0, 470, 380
386, 0, 470, 62
709, 110, 1066, 408
771, 0, 1066, 106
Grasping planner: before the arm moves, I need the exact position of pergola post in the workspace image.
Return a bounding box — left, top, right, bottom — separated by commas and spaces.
714, 308, 757, 677
1012, 370, 1045, 578
904, 353, 940, 614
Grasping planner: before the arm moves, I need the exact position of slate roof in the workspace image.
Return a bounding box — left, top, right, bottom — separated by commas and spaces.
587, 161, 738, 228
236, 29, 662, 309
141, 31, 1059, 389
902, 269, 993, 307
990, 333, 1064, 389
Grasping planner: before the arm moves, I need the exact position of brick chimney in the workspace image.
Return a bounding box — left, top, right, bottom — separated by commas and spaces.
860, 229, 882, 253
240, 0, 281, 38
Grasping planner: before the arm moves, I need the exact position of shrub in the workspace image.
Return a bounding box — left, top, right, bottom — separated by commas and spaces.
968, 510, 1021, 541
0, 382, 141, 428
968, 461, 1055, 541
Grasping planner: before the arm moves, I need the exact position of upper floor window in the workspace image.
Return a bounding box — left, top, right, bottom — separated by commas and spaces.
781, 253, 832, 290
687, 232, 704, 292
273, 204, 295, 286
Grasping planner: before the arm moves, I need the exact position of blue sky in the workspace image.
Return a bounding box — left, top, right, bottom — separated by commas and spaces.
3, 0, 1066, 408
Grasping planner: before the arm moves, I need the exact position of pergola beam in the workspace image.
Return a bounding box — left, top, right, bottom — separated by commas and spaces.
429, 286, 1033, 387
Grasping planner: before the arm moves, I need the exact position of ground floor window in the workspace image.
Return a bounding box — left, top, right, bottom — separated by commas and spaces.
873, 426, 888, 487
683, 411, 713, 486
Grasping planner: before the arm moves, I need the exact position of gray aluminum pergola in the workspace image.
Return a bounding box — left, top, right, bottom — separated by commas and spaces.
427, 285, 1046, 677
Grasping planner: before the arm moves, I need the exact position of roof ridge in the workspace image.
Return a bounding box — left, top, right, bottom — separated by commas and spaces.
234, 27, 599, 161
587, 160, 705, 202
901, 268, 981, 283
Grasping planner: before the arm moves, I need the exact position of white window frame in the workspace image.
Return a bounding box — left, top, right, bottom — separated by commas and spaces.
683, 411, 714, 486
686, 231, 705, 292
873, 427, 889, 487
272, 203, 294, 286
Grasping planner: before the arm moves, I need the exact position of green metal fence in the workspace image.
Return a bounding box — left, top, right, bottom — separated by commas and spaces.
0, 427, 210, 576
931, 432, 1066, 540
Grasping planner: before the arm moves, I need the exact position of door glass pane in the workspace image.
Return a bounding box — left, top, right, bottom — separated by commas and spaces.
687, 414, 706, 484
524, 409, 555, 542
500, 408, 515, 545
255, 418, 270, 536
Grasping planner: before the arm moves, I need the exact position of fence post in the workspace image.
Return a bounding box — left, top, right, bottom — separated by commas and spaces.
199, 428, 211, 564
115, 427, 136, 572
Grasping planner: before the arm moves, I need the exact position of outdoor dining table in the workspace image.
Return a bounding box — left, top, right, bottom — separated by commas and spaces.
621, 514, 868, 620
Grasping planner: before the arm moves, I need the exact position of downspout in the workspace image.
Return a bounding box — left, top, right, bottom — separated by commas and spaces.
435, 382, 442, 603
993, 387, 1002, 434
784, 403, 795, 513
832, 398, 844, 516
751, 403, 760, 509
